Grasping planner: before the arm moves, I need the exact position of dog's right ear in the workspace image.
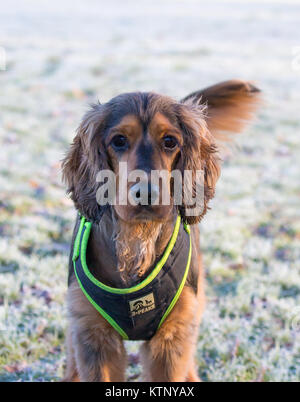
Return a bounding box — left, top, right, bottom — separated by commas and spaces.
62, 103, 109, 222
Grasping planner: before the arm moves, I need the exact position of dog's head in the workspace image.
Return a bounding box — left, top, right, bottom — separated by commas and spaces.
62, 80, 261, 224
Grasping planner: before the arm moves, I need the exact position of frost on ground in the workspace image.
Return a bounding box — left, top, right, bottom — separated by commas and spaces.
0, 0, 300, 382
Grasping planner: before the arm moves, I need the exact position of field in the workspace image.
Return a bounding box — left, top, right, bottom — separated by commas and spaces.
0, 0, 300, 381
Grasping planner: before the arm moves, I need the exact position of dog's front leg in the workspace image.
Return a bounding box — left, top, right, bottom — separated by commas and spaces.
140, 286, 200, 382
67, 282, 127, 382
72, 324, 127, 382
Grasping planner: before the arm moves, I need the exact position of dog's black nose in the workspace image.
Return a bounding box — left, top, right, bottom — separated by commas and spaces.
129, 181, 159, 206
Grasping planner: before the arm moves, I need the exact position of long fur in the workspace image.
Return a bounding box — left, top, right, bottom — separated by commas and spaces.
113, 215, 163, 284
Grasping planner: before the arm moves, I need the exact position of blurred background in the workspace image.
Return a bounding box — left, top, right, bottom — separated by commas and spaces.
0, 0, 299, 381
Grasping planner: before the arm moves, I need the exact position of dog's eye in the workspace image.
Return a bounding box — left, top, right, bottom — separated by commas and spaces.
163, 136, 178, 150
111, 135, 128, 150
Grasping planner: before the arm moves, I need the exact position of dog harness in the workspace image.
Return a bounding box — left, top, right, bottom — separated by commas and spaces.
72, 215, 192, 341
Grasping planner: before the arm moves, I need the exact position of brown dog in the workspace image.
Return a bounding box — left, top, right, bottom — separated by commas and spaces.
62, 80, 261, 382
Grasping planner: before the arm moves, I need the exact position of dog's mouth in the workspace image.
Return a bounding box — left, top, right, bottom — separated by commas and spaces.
113, 203, 174, 223
130, 205, 164, 222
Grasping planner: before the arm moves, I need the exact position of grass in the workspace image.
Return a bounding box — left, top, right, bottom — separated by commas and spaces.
0, 0, 300, 382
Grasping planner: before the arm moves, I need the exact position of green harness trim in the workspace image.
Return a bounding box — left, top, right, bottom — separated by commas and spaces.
74, 266, 129, 339
72, 215, 192, 340
158, 229, 192, 330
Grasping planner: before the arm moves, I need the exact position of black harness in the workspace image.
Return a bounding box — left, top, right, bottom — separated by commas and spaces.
72, 215, 192, 341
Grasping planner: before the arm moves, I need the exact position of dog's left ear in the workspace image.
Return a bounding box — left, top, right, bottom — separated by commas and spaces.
175, 102, 220, 225
178, 80, 261, 224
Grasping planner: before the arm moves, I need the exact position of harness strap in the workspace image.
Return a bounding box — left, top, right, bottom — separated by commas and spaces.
73, 215, 192, 340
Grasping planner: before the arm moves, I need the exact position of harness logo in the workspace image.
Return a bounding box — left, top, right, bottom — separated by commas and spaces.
129, 293, 155, 317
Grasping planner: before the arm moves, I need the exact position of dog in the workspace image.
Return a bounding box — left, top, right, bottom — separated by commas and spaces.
61, 80, 261, 382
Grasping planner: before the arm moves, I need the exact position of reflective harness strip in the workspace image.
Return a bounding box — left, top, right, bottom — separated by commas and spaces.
72, 215, 192, 341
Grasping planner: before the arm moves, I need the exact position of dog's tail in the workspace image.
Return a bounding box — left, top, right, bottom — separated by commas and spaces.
181, 79, 262, 142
